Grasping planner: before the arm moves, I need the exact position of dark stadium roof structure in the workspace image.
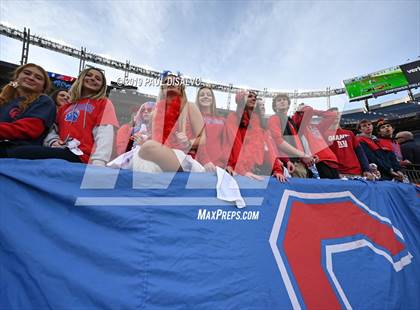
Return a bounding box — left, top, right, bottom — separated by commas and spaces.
341, 98, 420, 125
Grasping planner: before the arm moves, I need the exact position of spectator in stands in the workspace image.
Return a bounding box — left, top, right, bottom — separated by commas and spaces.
45, 67, 119, 165
267, 94, 315, 178
137, 72, 207, 172
0, 63, 56, 158
357, 119, 404, 181
395, 131, 420, 165
257, 97, 267, 128
6, 67, 119, 165
292, 104, 340, 179
50, 88, 70, 108
47, 89, 71, 149
116, 102, 155, 155
130, 101, 156, 147
255, 97, 286, 177
116, 108, 138, 155
225, 90, 286, 182
376, 119, 411, 167
257, 97, 265, 115
325, 108, 374, 179
195, 86, 226, 172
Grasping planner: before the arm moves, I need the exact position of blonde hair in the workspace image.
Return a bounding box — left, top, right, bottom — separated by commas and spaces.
195, 86, 217, 116
69, 67, 107, 102
0, 63, 51, 112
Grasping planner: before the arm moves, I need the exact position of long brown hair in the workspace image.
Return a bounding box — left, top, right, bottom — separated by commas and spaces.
69, 67, 107, 102
156, 75, 189, 130
157, 74, 187, 105
235, 90, 262, 125
195, 86, 217, 116
0, 63, 51, 112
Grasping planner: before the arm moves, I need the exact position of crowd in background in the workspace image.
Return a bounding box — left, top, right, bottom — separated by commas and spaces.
0, 63, 419, 183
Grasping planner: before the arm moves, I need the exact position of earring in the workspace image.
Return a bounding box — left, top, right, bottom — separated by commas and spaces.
9, 81, 19, 88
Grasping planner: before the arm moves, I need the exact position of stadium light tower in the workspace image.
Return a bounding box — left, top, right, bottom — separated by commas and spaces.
262, 87, 268, 107
227, 83, 233, 110
20, 27, 30, 65
326, 86, 331, 110
290, 89, 298, 114
124, 60, 130, 81
78, 47, 86, 73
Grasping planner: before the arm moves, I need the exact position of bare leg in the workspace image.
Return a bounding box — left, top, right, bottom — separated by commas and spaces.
139, 140, 182, 171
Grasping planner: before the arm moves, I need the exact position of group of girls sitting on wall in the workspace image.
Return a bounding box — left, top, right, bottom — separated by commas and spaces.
0, 63, 408, 182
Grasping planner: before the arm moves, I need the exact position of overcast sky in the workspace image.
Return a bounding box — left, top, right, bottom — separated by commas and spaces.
0, 0, 419, 113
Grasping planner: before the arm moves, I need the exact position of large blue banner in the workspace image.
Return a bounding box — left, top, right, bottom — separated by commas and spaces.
1, 159, 419, 309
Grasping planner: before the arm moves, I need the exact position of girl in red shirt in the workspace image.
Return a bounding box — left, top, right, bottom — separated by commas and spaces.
292, 105, 340, 179
45, 67, 119, 165
225, 90, 285, 182
195, 86, 227, 171
138, 73, 207, 172
267, 94, 317, 178
116, 101, 156, 155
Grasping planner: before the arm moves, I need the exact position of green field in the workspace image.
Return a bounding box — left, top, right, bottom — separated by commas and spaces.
344, 67, 409, 100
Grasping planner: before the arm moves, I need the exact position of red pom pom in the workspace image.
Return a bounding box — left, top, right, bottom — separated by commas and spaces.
152, 96, 182, 146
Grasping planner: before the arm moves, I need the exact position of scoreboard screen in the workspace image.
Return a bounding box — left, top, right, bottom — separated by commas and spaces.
343, 66, 409, 101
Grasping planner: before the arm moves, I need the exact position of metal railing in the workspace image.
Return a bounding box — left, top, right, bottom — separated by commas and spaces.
402, 164, 420, 184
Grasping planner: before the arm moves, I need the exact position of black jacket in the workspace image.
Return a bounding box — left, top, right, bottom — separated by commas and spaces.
400, 139, 420, 165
